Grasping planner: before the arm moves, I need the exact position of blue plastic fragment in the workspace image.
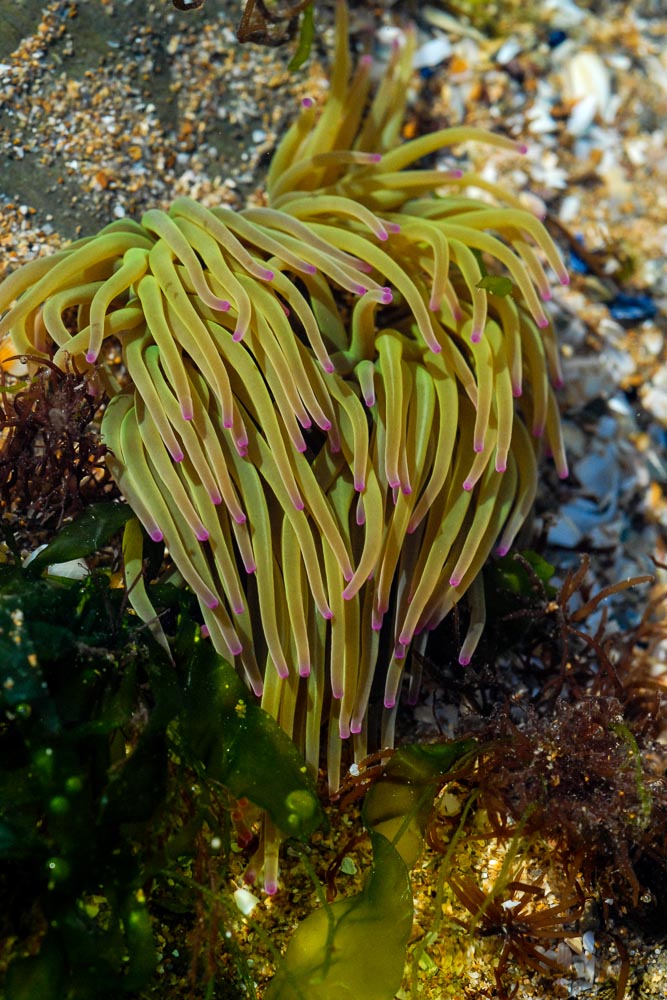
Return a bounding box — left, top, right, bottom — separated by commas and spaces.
608, 292, 657, 324
548, 29, 567, 48
568, 250, 590, 275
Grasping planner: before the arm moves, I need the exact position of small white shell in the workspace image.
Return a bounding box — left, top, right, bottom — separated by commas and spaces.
582, 930, 595, 955
562, 50, 613, 134
233, 887, 260, 916
567, 94, 599, 136
413, 36, 452, 70
543, 0, 587, 28
495, 37, 522, 66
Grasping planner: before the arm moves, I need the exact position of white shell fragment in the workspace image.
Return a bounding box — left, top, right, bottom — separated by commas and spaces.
413, 36, 453, 70
495, 37, 523, 66
233, 887, 260, 916
22, 546, 90, 580
544, 0, 587, 27
562, 50, 613, 134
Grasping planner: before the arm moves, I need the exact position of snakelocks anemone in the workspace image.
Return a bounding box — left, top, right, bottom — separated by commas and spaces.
0, 2, 567, 889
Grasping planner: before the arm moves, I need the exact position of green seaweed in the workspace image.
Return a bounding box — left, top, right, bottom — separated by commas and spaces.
0, 512, 324, 999
288, 2, 315, 71
266, 739, 475, 1000
266, 829, 412, 1000
24, 501, 134, 575
181, 633, 324, 839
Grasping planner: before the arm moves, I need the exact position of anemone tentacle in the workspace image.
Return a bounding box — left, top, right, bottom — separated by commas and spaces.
0, 0, 569, 887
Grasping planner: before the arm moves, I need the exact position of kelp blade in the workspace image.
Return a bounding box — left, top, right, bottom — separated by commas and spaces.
265, 829, 412, 1000
267, 738, 475, 999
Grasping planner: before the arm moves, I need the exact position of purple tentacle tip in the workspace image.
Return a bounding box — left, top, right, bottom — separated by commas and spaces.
458, 654, 471, 666
196, 528, 210, 542
516, 142, 529, 154
449, 575, 461, 588
302, 96, 314, 108
172, 450, 184, 463
181, 405, 194, 421
350, 720, 362, 734
496, 461, 507, 473
200, 624, 210, 638
354, 284, 368, 296
299, 663, 311, 678
462, 480, 473, 492
496, 545, 509, 557
265, 881, 277, 897
205, 596, 219, 610
384, 696, 396, 709
380, 287, 393, 304
85, 351, 97, 364
150, 529, 163, 543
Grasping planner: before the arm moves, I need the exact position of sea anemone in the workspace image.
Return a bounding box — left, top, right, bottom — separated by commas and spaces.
0, 1, 567, 885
